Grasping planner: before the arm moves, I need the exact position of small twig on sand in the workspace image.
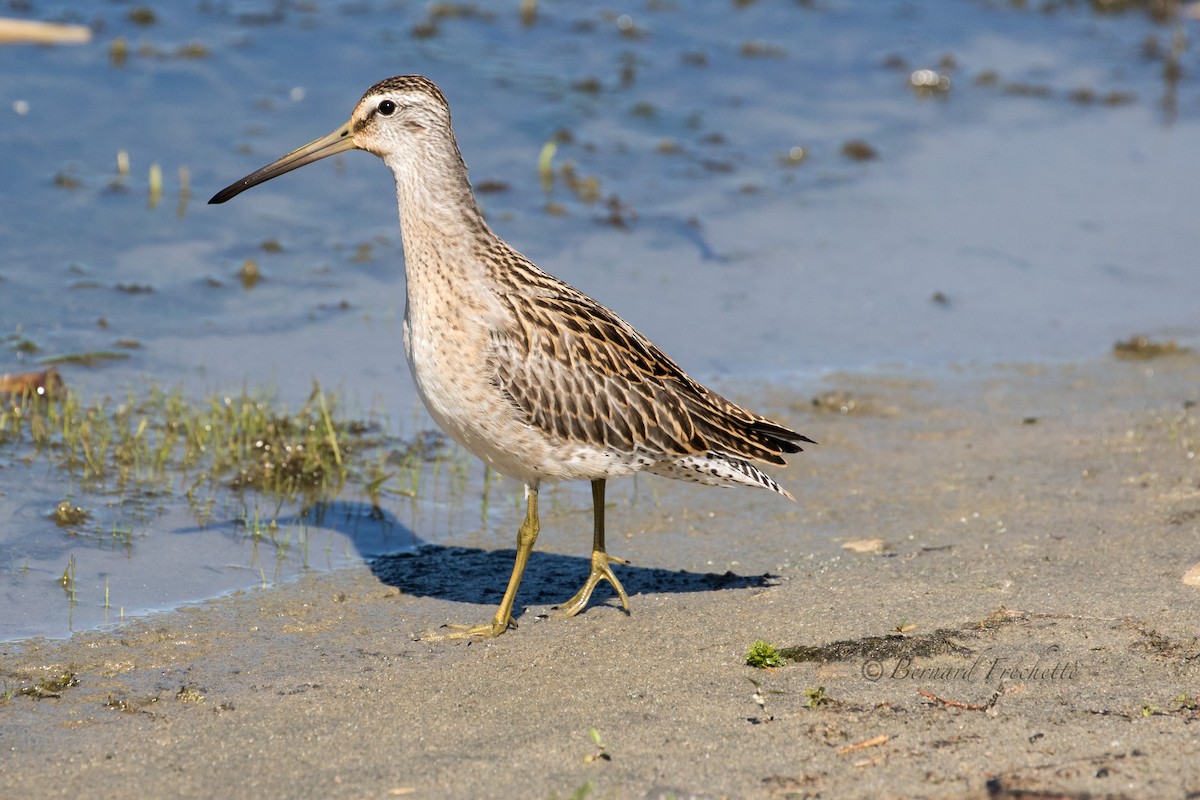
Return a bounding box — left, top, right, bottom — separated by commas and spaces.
918, 688, 991, 711
836, 734, 890, 755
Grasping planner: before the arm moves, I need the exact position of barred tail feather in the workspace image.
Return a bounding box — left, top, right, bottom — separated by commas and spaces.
646, 452, 794, 499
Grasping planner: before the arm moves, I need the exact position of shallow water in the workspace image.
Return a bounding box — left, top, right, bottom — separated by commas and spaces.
2, 0, 1197, 640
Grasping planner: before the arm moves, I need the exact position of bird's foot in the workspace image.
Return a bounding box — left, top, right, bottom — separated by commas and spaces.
417, 612, 516, 641
553, 549, 631, 618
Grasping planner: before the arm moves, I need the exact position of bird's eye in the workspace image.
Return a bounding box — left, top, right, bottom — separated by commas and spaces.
378, 100, 397, 116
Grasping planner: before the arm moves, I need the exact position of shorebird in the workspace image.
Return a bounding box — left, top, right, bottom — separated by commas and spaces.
210, 76, 813, 638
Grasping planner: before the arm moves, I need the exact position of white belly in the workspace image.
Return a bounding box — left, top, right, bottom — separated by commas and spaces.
402, 315, 646, 485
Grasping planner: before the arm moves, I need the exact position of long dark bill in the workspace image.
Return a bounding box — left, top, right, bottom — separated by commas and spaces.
209, 124, 358, 204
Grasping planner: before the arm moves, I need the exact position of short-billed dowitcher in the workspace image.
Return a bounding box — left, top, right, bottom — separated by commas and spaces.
211, 76, 813, 638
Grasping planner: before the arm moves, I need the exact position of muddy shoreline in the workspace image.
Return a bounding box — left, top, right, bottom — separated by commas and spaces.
3, 356, 1199, 799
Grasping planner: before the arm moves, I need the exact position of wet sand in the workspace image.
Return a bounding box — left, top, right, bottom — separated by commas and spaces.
2, 355, 1199, 799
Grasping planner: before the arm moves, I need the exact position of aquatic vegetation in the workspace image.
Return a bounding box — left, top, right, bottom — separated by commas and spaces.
0, 381, 433, 520
17, 672, 78, 700
52, 501, 90, 527
1113, 335, 1189, 360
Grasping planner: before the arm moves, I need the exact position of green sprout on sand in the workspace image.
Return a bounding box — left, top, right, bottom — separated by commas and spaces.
581, 727, 610, 763
745, 639, 784, 669
805, 686, 832, 709
549, 782, 594, 800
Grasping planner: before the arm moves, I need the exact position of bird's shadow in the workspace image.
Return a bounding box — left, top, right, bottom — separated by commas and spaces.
371, 545, 778, 609
283, 500, 778, 610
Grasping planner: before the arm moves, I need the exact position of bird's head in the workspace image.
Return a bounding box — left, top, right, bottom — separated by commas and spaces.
209, 75, 453, 205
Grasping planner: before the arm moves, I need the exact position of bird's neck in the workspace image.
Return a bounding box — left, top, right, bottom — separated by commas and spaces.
386, 135, 514, 333
385, 138, 489, 278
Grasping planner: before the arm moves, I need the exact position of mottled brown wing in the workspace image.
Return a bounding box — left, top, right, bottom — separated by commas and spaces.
489, 287, 811, 465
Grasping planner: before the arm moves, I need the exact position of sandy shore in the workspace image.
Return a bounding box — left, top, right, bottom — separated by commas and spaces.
3, 355, 1199, 799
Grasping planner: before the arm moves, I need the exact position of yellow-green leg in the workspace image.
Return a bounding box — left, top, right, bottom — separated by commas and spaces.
427, 482, 541, 640
554, 479, 630, 618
